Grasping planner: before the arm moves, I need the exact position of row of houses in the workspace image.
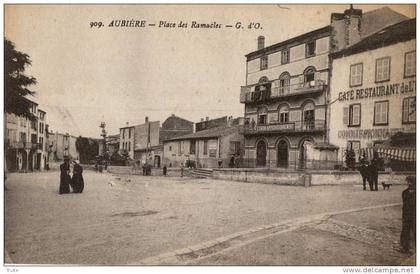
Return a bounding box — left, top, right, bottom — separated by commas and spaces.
5, 99, 80, 172
107, 6, 415, 170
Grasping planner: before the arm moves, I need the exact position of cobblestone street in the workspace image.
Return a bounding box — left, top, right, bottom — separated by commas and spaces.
5, 170, 414, 265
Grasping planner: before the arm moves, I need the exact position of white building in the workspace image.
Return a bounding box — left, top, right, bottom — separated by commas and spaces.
329, 18, 416, 163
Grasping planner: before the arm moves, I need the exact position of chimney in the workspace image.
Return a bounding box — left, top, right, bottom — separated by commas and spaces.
205, 117, 209, 121
126, 122, 129, 126
171, 113, 175, 117
145, 116, 149, 123
257, 36, 265, 50
201, 118, 204, 122
330, 6, 362, 52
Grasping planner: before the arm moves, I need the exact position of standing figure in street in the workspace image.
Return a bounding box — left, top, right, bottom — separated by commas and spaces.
59, 158, 71, 194
400, 176, 416, 253
180, 162, 184, 177
358, 154, 370, 190
72, 160, 84, 193
163, 165, 167, 176
368, 152, 380, 191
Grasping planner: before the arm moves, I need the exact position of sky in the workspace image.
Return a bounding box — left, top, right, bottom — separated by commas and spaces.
5, 4, 415, 138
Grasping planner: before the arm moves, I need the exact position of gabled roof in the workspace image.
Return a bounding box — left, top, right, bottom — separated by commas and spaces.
331, 18, 416, 59
361, 7, 409, 38
165, 125, 241, 142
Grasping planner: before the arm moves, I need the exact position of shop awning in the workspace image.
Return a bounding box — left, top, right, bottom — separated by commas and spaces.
359, 147, 416, 162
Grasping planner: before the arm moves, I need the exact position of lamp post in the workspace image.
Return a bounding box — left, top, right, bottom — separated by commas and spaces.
100, 122, 108, 169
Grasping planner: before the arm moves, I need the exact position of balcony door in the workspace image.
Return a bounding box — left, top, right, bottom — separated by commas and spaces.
256, 140, 267, 167
277, 140, 288, 168
303, 102, 315, 130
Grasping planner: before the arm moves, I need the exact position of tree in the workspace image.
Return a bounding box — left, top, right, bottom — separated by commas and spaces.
75, 137, 99, 164
4, 38, 37, 120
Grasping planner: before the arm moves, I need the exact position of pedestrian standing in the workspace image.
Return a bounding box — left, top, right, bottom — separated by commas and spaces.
358, 155, 370, 190
59, 158, 71, 194
163, 165, 167, 176
180, 162, 184, 177
71, 160, 84, 193
369, 152, 380, 191
400, 176, 416, 253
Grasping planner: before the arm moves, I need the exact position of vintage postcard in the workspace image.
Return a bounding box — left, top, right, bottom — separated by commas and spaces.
3, 3, 416, 270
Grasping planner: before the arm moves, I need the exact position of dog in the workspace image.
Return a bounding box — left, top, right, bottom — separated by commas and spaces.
382, 182, 392, 190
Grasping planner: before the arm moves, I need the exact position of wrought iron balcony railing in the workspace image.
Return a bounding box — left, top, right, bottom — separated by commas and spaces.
240, 79, 325, 103
242, 120, 326, 134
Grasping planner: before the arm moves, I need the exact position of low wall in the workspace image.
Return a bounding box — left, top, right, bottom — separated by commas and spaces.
212, 168, 305, 186
212, 168, 415, 187
107, 165, 183, 177
310, 171, 415, 186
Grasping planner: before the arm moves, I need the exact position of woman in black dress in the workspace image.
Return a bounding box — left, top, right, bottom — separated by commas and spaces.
72, 160, 84, 193
59, 158, 71, 194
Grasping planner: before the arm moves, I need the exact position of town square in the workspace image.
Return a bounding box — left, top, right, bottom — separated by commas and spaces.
3, 4, 417, 270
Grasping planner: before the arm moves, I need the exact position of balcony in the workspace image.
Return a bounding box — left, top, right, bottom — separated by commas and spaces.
242, 120, 326, 135
240, 79, 326, 104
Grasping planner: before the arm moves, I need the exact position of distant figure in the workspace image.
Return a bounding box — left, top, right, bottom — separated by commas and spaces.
229, 156, 235, 168
358, 155, 370, 191
368, 152, 380, 191
59, 158, 71, 194
72, 160, 84, 193
400, 176, 416, 253
163, 165, 167, 176
180, 162, 184, 177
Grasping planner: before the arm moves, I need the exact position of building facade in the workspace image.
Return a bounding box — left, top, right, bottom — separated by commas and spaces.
240, 6, 408, 169
163, 117, 244, 168
48, 132, 79, 161
119, 115, 193, 167
329, 18, 416, 162
5, 98, 49, 171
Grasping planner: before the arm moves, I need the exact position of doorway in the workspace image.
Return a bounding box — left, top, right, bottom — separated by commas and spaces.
277, 140, 288, 168
256, 140, 267, 167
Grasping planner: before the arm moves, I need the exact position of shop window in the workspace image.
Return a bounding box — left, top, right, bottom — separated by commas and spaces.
230, 141, 241, 155
350, 63, 363, 87
375, 57, 391, 82
306, 40, 316, 57
281, 49, 289, 64
402, 97, 416, 124
260, 55, 268, 70
374, 101, 389, 125
347, 141, 360, 152
404, 51, 416, 77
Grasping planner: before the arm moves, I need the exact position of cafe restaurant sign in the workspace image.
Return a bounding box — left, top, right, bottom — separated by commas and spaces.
338, 80, 415, 102
338, 128, 405, 139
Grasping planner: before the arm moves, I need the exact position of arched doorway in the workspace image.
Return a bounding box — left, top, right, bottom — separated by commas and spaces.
256, 140, 267, 167
277, 140, 288, 168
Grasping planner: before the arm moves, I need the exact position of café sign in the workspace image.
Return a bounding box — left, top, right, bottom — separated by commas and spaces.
338, 128, 405, 139
338, 80, 415, 102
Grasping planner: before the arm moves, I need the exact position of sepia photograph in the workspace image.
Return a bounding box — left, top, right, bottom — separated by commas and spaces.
3, 3, 417, 270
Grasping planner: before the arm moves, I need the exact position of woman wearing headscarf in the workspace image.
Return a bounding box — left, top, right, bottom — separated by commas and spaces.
59, 158, 71, 194
71, 160, 84, 193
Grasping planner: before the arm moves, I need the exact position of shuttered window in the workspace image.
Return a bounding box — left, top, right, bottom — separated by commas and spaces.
402, 97, 416, 123
374, 101, 389, 125
350, 63, 363, 87
375, 57, 391, 82
343, 107, 349, 126
404, 51, 416, 77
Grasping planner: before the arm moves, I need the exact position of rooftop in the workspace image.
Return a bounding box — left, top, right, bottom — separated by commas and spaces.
165, 125, 242, 142
331, 18, 416, 59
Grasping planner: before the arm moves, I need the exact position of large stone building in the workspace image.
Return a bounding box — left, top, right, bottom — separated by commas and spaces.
47, 132, 79, 161
5, 97, 48, 171
119, 114, 193, 167
329, 18, 416, 164
163, 117, 244, 168
240, 6, 408, 169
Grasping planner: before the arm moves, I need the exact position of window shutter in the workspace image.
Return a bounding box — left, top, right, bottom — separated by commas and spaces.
403, 99, 409, 122
353, 105, 360, 125
343, 107, 349, 125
